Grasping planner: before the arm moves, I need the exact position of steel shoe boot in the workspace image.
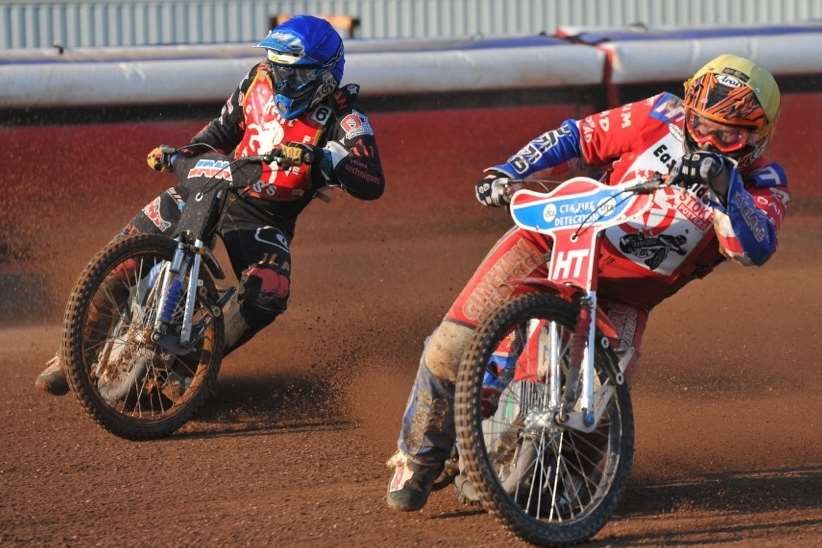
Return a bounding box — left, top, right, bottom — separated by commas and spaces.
34, 355, 69, 396
454, 472, 482, 505
386, 452, 443, 511
431, 451, 459, 491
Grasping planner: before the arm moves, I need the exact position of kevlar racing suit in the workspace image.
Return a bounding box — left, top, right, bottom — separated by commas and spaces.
398, 92, 789, 467
123, 62, 385, 352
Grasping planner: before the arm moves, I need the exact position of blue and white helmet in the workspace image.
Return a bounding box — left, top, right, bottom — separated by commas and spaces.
256, 15, 345, 120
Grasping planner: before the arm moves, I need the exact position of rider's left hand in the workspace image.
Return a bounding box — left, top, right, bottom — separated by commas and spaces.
669, 151, 732, 202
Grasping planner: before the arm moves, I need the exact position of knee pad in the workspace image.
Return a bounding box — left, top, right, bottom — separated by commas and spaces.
422, 320, 475, 382
239, 262, 290, 330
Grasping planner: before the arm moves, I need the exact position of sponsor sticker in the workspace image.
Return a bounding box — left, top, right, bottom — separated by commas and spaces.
651, 94, 685, 124
187, 159, 233, 181
620, 104, 632, 128
142, 196, 172, 232
164, 188, 186, 210
340, 112, 374, 140
509, 125, 572, 174
542, 203, 557, 222
733, 192, 768, 242
716, 73, 743, 88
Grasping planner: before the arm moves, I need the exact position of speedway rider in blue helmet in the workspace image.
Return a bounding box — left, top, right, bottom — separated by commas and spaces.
35, 15, 385, 395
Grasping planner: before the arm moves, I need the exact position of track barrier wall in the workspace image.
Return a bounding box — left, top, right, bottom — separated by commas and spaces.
2, 24, 822, 320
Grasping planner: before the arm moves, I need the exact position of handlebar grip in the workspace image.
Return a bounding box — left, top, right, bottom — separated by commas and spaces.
241, 147, 313, 166
633, 173, 669, 194
633, 181, 661, 193
242, 153, 278, 164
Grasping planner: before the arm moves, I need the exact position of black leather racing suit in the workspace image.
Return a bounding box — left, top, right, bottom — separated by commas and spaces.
124, 63, 385, 350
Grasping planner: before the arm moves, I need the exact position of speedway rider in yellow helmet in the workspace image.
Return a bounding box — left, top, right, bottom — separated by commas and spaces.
387, 54, 790, 511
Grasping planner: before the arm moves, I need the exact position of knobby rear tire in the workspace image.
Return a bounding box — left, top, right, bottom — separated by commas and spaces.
455, 293, 634, 546
61, 234, 224, 440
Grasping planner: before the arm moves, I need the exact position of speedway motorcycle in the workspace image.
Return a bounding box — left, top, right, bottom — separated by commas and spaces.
61, 147, 317, 440
454, 173, 665, 545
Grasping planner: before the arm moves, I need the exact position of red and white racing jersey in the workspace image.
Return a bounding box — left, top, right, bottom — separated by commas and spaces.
233, 68, 332, 201
493, 93, 790, 309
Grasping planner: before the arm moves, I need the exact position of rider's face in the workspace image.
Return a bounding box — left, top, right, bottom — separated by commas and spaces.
685, 110, 755, 155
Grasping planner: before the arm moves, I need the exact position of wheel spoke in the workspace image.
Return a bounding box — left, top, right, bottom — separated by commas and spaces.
149, 359, 166, 414
566, 435, 599, 499
172, 355, 198, 378
548, 431, 564, 522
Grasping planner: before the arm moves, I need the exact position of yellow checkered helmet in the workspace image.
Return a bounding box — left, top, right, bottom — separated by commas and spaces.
683, 54, 780, 167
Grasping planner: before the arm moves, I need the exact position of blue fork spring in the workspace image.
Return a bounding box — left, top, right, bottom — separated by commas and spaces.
160, 278, 183, 322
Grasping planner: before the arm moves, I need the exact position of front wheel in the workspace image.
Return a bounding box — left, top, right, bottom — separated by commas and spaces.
455, 293, 634, 546
62, 234, 224, 440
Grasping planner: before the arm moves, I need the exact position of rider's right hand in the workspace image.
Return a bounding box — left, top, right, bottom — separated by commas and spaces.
475, 169, 513, 207
276, 142, 320, 167
146, 145, 177, 172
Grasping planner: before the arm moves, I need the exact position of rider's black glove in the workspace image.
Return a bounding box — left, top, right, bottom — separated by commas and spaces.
278, 142, 321, 168
669, 151, 732, 204
475, 169, 513, 207
146, 145, 176, 172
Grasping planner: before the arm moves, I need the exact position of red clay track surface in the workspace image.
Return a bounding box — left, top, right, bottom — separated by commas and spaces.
1, 102, 821, 546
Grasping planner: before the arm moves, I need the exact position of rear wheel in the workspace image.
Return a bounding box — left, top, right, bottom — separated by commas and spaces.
455, 293, 633, 546
62, 234, 224, 440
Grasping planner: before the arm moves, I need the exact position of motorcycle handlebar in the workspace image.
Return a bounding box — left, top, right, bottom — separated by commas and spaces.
241, 150, 281, 165
506, 172, 674, 194
630, 173, 668, 194
243, 146, 316, 166
503, 173, 669, 195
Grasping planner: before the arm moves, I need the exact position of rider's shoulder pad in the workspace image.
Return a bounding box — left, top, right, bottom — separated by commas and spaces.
336, 109, 374, 141
333, 83, 360, 112
649, 92, 685, 125
746, 159, 788, 189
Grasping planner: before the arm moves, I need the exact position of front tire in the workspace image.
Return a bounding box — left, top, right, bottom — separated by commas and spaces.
62, 234, 224, 440
455, 293, 634, 546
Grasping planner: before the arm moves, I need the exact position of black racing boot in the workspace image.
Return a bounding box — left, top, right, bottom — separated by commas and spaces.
386, 452, 444, 511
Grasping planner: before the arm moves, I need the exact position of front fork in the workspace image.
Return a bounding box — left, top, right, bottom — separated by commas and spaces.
152, 237, 204, 347
579, 291, 597, 427
546, 290, 598, 429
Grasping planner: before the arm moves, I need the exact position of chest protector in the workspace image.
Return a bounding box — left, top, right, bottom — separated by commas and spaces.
234, 67, 332, 201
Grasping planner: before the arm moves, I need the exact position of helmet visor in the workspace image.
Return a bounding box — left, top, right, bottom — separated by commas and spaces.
685, 110, 755, 154
267, 50, 324, 93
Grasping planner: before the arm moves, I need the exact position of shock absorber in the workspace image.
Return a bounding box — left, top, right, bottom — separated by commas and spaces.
563, 292, 596, 426
160, 278, 183, 323
153, 238, 190, 338
579, 292, 597, 426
